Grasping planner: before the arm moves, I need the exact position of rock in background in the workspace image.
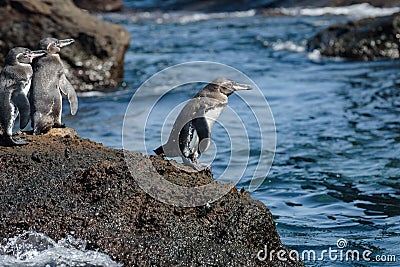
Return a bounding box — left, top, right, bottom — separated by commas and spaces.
0, 0, 130, 91
122, 0, 274, 12
73, 0, 123, 12
308, 13, 400, 60
265, 0, 400, 8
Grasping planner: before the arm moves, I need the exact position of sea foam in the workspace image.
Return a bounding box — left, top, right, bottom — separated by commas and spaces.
0, 231, 121, 267
100, 9, 256, 24
279, 3, 400, 19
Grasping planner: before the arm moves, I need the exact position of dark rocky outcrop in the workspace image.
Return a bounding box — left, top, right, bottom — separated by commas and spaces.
308, 13, 400, 60
124, 0, 400, 11
327, 0, 400, 7
124, 0, 275, 12
0, 0, 130, 91
0, 129, 304, 266
264, 0, 400, 8
73, 0, 124, 12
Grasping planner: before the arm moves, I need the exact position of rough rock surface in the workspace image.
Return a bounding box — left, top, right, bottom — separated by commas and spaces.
73, 0, 124, 12
125, 0, 400, 11
264, 0, 400, 8
308, 13, 400, 60
123, 0, 274, 12
0, 129, 304, 266
0, 0, 130, 91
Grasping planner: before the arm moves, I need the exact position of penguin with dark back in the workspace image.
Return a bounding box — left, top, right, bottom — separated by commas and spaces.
0, 47, 46, 146
154, 77, 252, 171
30, 38, 78, 135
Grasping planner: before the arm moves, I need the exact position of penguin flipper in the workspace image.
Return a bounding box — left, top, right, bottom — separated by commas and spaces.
192, 117, 211, 154
59, 74, 78, 115
11, 90, 30, 129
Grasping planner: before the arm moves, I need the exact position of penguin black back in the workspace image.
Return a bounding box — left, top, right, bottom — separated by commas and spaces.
0, 47, 46, 146
30, 37, 78, 134
154, 77, 252, 170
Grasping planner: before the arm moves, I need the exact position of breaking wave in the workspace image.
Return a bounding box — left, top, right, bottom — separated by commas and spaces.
279, 3, 400, 19
101, 9, 256, 24
0, 231, 121, 267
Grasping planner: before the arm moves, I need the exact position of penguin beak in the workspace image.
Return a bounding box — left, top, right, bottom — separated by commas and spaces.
57, 39, 75, 48
232, 81, 253, 91
27, 50, 47, 59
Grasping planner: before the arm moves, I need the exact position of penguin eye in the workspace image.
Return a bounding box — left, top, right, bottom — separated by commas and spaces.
47, 42, 56, 50
17, 53, 27, 60
220, 82, 231, 89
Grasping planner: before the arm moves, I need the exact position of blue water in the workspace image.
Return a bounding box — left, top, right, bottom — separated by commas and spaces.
64, 7, 400, 266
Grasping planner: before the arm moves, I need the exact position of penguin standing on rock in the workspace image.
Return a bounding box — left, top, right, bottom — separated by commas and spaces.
154, 77, 252, 171
0, 47, 46, 146
30, 38, 78, 134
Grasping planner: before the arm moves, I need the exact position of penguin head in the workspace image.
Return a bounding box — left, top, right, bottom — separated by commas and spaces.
212, 77, 253, 96
38, 38, 75, 54
5, 47, 47, 66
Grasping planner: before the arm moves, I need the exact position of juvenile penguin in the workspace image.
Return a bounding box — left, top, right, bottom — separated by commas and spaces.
0, 47, 46, 146
30, 38, 78, 134
154, 77, 252, 170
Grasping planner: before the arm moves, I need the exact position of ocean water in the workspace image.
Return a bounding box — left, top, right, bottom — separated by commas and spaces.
3, 3, 400, 267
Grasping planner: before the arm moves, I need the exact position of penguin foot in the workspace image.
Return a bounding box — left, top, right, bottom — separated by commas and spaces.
182, 157, 210, 172
12, 137, 28, 146
33, 125, 49, 135
53, 123, 66, 128
192, 163, 211, 172
0, 136, 28, 147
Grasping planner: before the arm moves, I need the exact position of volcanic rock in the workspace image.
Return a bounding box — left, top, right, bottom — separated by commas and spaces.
0, 129, 304, 266
308, 13, 400, 60
73, 0, 124, 12
264, 0, 400, 8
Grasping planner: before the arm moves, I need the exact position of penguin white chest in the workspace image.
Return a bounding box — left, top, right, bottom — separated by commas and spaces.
10, 102, 16, 118
204, 106, 224, 129
9, 103, 18, 134
22, 79, 31, 96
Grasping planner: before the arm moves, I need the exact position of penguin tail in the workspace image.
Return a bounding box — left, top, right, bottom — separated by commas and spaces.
154, 145, 165, 156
